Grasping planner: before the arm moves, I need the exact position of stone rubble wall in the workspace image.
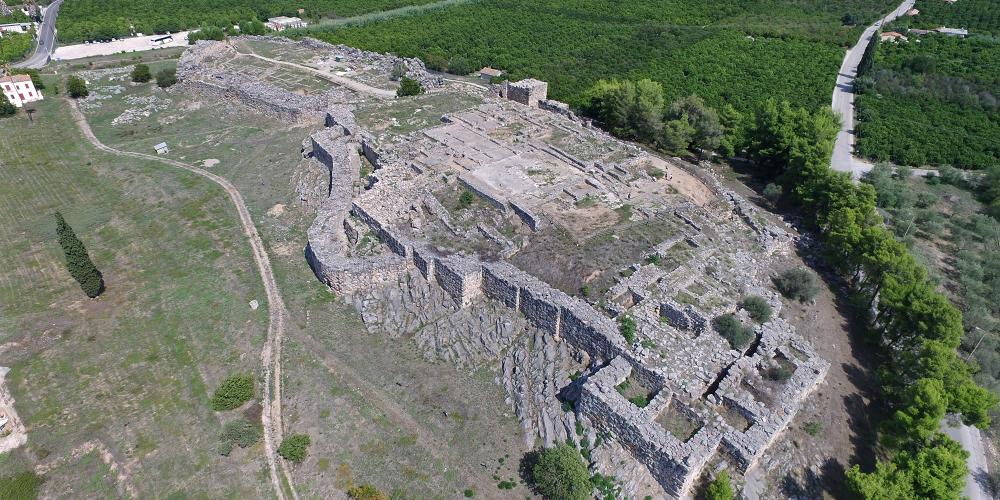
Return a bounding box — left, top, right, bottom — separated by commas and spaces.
577, 357, 718, 499
177, 41, 329, 124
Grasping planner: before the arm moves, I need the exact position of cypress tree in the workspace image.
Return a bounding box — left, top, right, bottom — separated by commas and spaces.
55, 212, 104, 297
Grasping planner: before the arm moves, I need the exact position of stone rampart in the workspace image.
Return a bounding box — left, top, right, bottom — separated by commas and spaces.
432, 255, 484, 308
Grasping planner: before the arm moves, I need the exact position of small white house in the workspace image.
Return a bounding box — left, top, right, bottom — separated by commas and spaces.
154, 142, 169, 154
266, 16, 307, 31
0, 74, 42, 108
0, 22, 34, 37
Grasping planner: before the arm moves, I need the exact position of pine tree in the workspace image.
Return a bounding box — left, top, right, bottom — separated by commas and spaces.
55, 212, 104, 297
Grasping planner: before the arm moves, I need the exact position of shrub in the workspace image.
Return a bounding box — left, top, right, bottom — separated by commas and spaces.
773, 267, 820, 302
764, 365, 793, 382
704, 471, 734, 500
210, 374, 254, 411
55, 212, 104, 297
804, 421, 822, 436
396, 76, 425, 97
740, 296, 772, 323
619, 315, 637, 345
457, 189, 475, 209
239, 19, 267, 36
188, 26, 225, 44
0, 93, 15, 117
713, 314, 752, 350
347, 484, 387, 500
763, 182, 783, 204
155, 68, 177, 88
67, 75, 89, 98
463, 489, 475, 498
278, 433, 311, 463
530, 445, 591, 500
131, 63, 151, 83
0, 472, 45, 499
447, 55, 474, 76
217, 418, 261, 456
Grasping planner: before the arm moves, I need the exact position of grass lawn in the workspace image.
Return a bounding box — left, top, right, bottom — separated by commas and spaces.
0, 96, 271, 497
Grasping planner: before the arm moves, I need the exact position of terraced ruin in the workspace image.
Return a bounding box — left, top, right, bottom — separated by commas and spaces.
177, 37, 831, 498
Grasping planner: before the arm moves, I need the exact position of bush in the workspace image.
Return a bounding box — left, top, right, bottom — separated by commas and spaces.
188, 25, 225, 44
704, 471, 734, 500
763, 182, 783, 204
530, 445, 591, 500
11, 68, 44, 89
217, 418, 261, 456
239, 19, 267, 36
457, 189, 474, 209
713, 314, 753, 350
463, 489, 475, 498
0, 94, 15, 117
155, 68, 177, 88
131, 63, 151, 83
347, 484, 387, 500
278, 433, 311, 463
67, 75, 89, 98
210, 374, 254, 411
619, 315, 637, 345
55, 212, 104, 297
773, 267, 820, 302
804, 421, 822, 436
740, 296, 772, 323
0, 472, 45, 499
396, 76, 425, 97
447, 55, 474, 75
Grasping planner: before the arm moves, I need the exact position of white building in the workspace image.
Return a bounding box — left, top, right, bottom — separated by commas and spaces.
0, 74, 43, 108
0, 22, 35, 37
266, 16, 307, 31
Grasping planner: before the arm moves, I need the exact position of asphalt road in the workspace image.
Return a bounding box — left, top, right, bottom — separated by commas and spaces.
942, 419, 993, 500
830, 0, 915, 178
14, 0, 64, 69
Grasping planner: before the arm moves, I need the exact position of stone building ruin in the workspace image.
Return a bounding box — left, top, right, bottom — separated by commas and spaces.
187, 36, 831, 499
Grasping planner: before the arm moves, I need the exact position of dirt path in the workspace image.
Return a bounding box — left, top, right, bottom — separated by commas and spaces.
233, 46, 397, 99
35, 440, 137, 497
68, 100, 297, 500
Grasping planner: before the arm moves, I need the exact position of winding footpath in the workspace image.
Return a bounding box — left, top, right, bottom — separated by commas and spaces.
68, 100, 297, 500
830, 0, 916, 178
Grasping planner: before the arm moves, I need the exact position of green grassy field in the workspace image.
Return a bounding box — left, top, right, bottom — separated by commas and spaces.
0, 96, 271, 497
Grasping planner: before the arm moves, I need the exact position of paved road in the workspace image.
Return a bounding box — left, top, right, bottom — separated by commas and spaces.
830, 0, 915, 178
942, 419, 993, 500
68, 100, 299, 500
14, 0, 64, 69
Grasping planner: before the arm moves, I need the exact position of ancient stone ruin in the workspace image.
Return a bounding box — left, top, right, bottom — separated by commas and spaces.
190, 36, 830, 499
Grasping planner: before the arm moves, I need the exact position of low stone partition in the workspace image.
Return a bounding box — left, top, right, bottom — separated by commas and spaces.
509, 199, 544, 231
458, 173, 508, 211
